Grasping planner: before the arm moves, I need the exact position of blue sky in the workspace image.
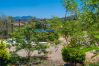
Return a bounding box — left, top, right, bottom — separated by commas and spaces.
0, 0, 66, 18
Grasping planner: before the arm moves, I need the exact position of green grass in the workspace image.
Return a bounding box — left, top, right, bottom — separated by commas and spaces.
81, 46, 99, 52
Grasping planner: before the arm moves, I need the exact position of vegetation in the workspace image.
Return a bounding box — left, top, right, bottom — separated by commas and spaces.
62, 47, 85, 65
0, 41, 10, 66
61, 0, 99, 65
88, 62, 99, 66
0, 0, 99, 66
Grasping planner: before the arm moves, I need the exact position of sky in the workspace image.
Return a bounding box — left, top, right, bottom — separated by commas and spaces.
0, 0, 66, 18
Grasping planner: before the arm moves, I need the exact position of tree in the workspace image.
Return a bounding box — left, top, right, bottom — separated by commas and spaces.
62, 0, 99, 47
0, 15, 13, 39
62, 0, 99, 65
0, 15, 8, 39
35, 18, 48, 29
10, 26, 48, 66
48, 17, 63, 36
7, 16, 14, 33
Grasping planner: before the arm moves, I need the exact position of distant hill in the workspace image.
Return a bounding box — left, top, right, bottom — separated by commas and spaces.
13, 16, 32, 22
13, 15, 77, 22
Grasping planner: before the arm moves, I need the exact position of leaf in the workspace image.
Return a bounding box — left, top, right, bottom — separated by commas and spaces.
94, 35, 99, 39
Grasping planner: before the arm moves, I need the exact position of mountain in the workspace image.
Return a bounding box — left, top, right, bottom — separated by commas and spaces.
13, 16, 32, 22
13, 15, 77, 22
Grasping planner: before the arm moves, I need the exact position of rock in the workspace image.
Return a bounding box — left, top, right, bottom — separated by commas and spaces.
85, 51, 99, 64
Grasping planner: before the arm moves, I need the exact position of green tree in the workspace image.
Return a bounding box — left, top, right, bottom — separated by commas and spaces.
62, 0, 99, 47
10, 26, 49, 66
62, 0, 99, 65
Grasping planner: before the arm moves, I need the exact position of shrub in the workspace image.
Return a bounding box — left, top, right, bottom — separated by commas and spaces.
62, 47, 85, 65
88, 62, 99, 66
62, 46, 99, 66
10, 52, 20, 65
0, 41, 10, 66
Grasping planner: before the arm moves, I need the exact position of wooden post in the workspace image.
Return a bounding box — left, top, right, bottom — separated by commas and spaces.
19, 19, 21, 32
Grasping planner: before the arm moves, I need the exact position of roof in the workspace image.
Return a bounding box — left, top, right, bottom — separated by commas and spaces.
13, 22, 24, 27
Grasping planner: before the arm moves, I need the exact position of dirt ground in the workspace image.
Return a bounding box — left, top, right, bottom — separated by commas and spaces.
7, 37, 99, 66
7, 44, 65, 66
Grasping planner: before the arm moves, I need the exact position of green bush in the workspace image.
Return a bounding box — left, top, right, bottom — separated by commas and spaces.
88, 62, 99, 66
62, 46, 99, 66
10, 52, 20, 65
62, 47, 85, 64
0, 41, 10, 66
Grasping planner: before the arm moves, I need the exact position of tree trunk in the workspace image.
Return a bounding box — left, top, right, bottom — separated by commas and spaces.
26, 51, 32, 66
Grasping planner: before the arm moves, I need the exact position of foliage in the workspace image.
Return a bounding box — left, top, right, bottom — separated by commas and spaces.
88, 62, 99, 66
0, 41, 10, 66
62, 47, 85, 64
48, 17, 63, 35
33, 32, 59, 43
62, 46, 99, 65
63, 0, 77, 14
10, 24, 59, 65
81, 46, 99, 52
62, 0, 99, 47
10, 52, 20, 65
35, 19, 48, 29
0, 15, 14, 39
